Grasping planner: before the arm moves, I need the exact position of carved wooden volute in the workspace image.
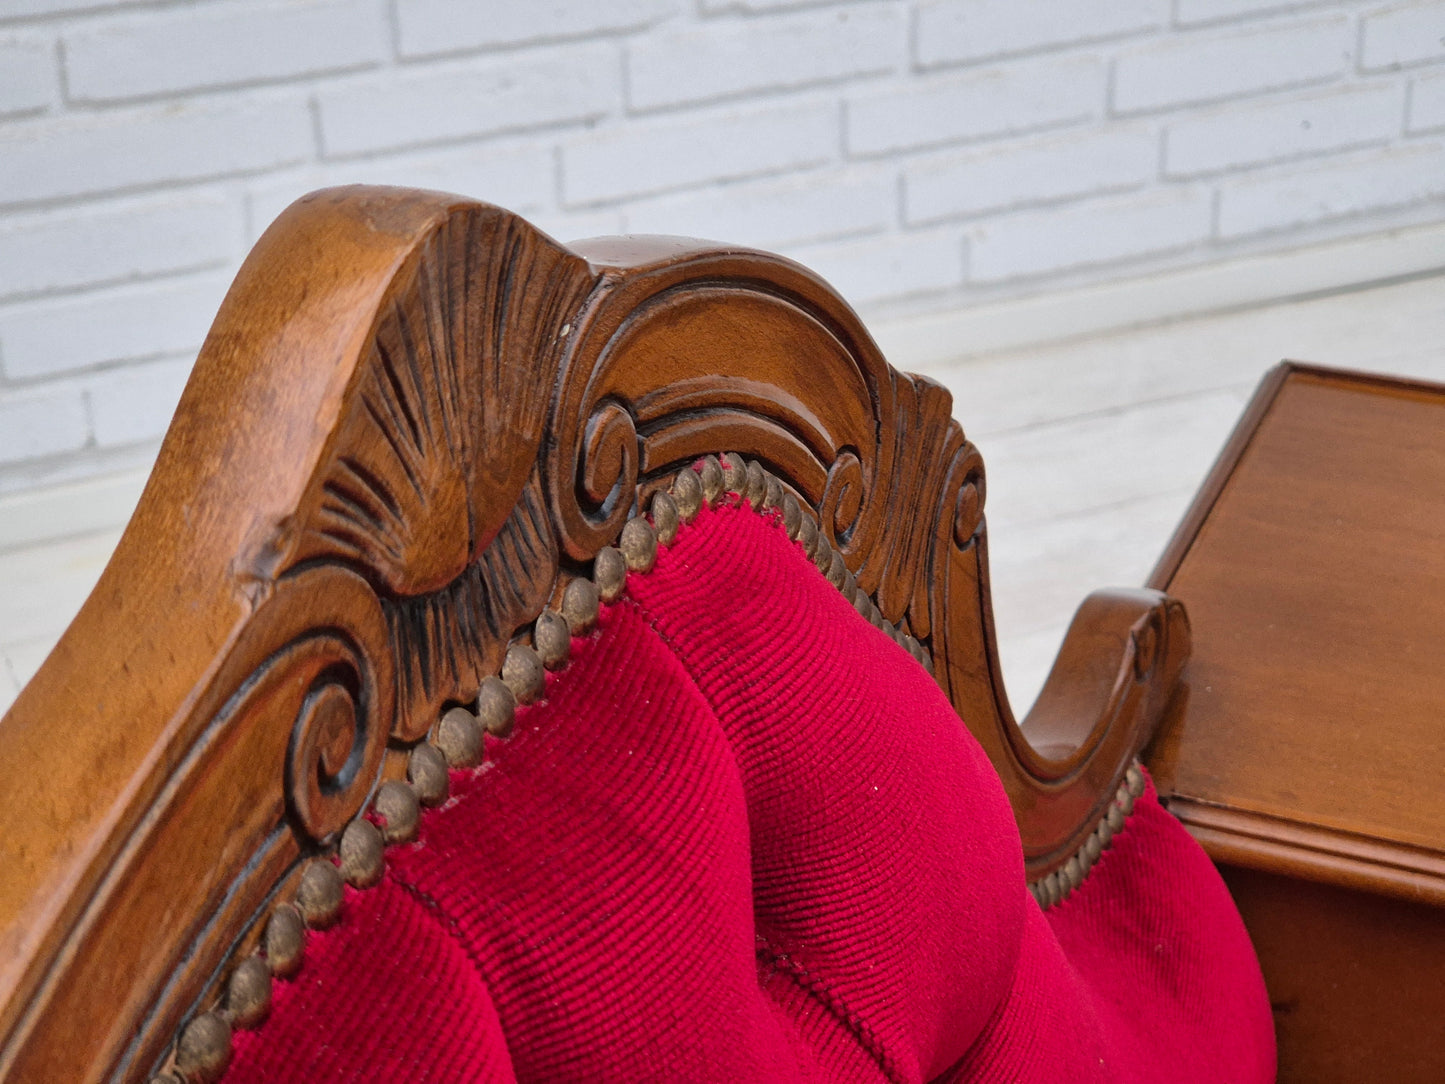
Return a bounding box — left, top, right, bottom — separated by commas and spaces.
0, 187, 1186, 1082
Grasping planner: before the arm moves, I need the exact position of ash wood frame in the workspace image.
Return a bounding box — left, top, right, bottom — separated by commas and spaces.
0, 187, 1188, 1082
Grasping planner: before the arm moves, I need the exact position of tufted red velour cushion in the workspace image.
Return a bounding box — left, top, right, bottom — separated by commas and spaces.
227, 495, 1275, 1082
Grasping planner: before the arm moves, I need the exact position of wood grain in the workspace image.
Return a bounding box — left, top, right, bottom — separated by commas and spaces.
1147, 362, 1445, 1079
0, 188, 1186, 1081
1149, 364, 1445, 888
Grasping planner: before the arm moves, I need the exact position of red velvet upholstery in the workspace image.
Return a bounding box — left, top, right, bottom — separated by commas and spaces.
227, 497, 1274, 1082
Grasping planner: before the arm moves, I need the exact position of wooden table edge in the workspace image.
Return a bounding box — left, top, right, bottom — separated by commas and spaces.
1169, 797, 1445, 907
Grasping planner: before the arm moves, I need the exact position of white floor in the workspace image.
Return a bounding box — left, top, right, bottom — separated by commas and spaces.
2, 272, 1443, 718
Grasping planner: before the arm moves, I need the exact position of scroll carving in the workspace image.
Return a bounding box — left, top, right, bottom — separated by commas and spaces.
0, 187, 1183, 1083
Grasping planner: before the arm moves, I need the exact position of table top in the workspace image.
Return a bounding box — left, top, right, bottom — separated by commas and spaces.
1147, 363, 1445, 904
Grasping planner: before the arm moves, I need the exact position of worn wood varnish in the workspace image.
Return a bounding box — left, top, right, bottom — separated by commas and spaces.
1147, 362, 1445, 1082
0, 188, 1185, 1082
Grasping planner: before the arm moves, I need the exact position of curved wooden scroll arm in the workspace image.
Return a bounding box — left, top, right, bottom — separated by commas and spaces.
1011, 588, 1190, 874
0, 187, 1189, 1082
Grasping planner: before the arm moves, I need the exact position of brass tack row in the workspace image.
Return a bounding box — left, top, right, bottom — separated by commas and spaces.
153, 452, 936, 1084
1028, 759, 1147, 910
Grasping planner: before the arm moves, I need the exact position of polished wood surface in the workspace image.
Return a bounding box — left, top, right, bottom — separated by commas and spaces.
0, 187, 1184, 1082
1223, 866, 1445, 1084
1149, 364, 1445, 896
1148, 362, 1445, 1081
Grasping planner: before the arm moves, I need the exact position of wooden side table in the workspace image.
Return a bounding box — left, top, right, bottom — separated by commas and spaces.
1146, 363, 1445, 1083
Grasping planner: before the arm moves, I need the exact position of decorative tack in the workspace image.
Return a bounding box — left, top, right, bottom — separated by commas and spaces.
797, 513, 818, 555
408, 741, 450, 806
1120, 787, 1139, 818
1038, 872, 1060, 909
594, 546, 626, 603
202, 447, 975, 1067
1126, 762, 1145, 799
476, 675, 517, 739
561, 577, 600, 633
1106, 801, 1126, 835
534, 609, 571, 670
374, 780, 420, 844
1031, 759, 1145, 909
699, 456, 724, 504
407, 745, 450, 809
744, 460, 766, 507
672, 468, 703, 521
435, 705, 483, 767
619, 516, 658, 573
651, 489, 680, 545
762, 473, 783, 512
175, 1012, 232, 1084
295, 859, 344, 928
263, 903, 305, 978
338, 818, 384, 888
811, 531, 833, 574
226, 955, 272, 1029
502, 642, 546, 704
721, 452, 747, 493
1063, 854, 1083, 891
781, 493, 803, 539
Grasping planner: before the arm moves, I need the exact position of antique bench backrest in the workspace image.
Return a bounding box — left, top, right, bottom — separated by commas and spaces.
0, 187, 1185, 1082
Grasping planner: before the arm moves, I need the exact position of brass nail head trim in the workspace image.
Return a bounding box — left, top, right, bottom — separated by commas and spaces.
338, 818, 385, 888
435, 705, 483, 768
699, 456, 724, 504
534, 609, 571, 670
762, 472, 783, 510
651, 489, 681, 545
174, 1012, 232, 1084
561, 577, 600, 633
781, 493, 802, 538
744, 460, 766, 507
263, 903, 305, 978
619, 516, 658, 573
295, 859, 344, 928
374, 780, 420, 845
226, 956, 272, 1030
502, 642, 546, 704
721, 452, 746, 493
672, 468, 702, 521
594, 546, 626, 602
408, 741, 450, 806
476, 676, 517, 739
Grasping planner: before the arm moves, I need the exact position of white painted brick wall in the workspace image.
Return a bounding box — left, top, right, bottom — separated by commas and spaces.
0, 35, 56, 116
1361, 1, 1445, 70
1112, 15, 1353, 113
1165, 83, 1402, 175
1218, 140, 1445, 236
563, 100, 837, 203
64, 0, 389, 103
913, 0, 1166, 67
1412, 70, 1445, 130
847, 55, 1105, 156
903, 126, 1157, 224
317, 44, 621, 158
967, 188, 1213, 281
627, 6, 905, 111
0, 0, 1442, 487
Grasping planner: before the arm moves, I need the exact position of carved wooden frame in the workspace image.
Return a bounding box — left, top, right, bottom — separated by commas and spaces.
0, 187, 1188, 1082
